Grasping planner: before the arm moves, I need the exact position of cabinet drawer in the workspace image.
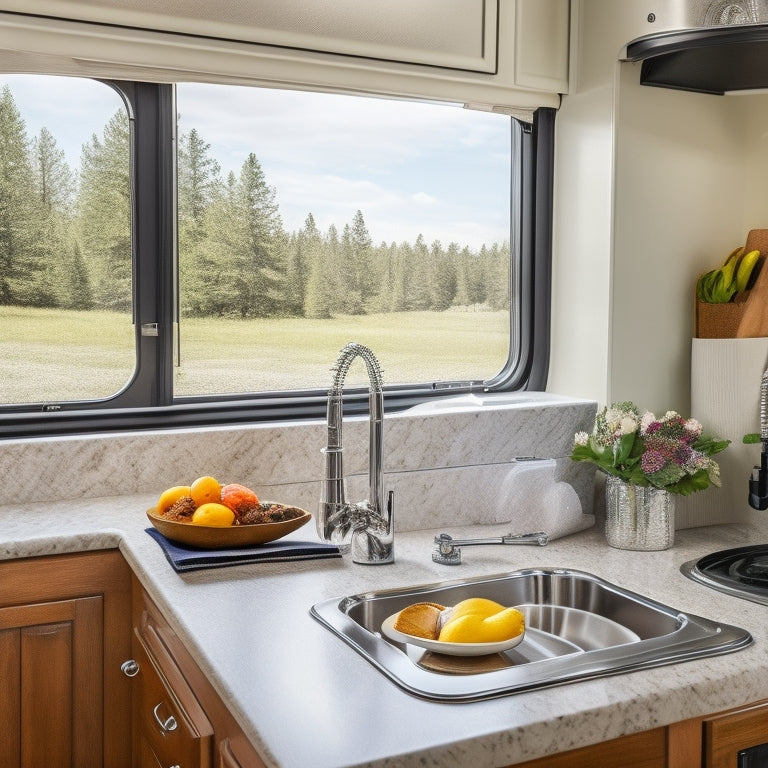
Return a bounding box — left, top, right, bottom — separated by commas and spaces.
133, 620, 213, 768
704, 700, 768, 768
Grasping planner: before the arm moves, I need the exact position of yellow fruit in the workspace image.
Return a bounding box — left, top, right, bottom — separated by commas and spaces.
191, 502, 235, 527
190, 475, 222, 507
446, 597, 507, 621
157, 485, 192, 514
438, 600, 524, 644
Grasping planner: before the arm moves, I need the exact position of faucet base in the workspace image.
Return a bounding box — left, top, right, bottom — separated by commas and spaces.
352, 533, 394, 565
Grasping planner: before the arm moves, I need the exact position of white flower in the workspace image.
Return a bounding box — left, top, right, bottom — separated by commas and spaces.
574, 431, 589, 446
604, 409, 621, 430
639, 411, 656, 435
664, 410, 679, 421
685, 418, 702, 436
618, 416, 637, 435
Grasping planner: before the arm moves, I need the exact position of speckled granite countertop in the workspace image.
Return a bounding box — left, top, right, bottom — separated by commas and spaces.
2, 496, 767, 768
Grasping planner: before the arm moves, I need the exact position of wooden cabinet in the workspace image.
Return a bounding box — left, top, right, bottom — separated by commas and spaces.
0, 550, 132, 768
704, 699, 768, 768
130, 616, 214, 768
510, 704, 768, 768
507, 727, 668, 768
128, 578, 266, 768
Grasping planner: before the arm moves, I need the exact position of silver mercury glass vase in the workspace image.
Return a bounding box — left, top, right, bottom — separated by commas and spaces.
604, 475, 675, 551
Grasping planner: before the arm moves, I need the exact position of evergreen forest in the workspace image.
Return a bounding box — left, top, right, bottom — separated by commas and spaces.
0, 85, 510, 320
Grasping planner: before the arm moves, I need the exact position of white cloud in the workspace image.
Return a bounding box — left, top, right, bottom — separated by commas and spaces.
410, 192, 437, 206
4, 75, 511, 250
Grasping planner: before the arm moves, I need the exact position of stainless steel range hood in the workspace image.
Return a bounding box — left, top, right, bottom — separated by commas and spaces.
626, 25, 768, 94
618, 0, 768, 94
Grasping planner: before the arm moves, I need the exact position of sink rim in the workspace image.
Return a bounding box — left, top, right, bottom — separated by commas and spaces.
311, 567, 753, 702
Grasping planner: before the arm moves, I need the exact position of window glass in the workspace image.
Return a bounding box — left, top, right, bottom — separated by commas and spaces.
0, 75, 133, 406
174, 83, 512, 395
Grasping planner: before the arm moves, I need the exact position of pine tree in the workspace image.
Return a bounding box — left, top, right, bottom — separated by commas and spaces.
453, 246, 475, 308
177, 128, 223, 316
301, 213, 332, 319
32, 127, 78, 307
372, 240, 396, 313
484, 241, 510, 310
0, 86, 42, 305
32, 127, 75, 213
62, 241, 93, 310
77, 110, 131, 311
389, 242, 407, 312
178, 128, 221, 241
405, 234, 432, 310
206, 153, 287, 318
430, 240, 456, 311
348, 209, 376, 312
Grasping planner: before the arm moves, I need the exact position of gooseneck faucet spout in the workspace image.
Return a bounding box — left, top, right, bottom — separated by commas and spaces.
319, 342, 394, 564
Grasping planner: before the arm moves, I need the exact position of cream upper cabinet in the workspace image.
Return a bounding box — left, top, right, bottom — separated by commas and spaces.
0, 1, 569, 108
6, 0, 500, 74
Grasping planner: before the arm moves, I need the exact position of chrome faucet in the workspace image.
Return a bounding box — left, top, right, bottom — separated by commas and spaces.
318, 342, 394, 564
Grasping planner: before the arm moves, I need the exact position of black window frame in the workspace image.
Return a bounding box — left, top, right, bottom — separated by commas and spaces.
0, 80, 554, 438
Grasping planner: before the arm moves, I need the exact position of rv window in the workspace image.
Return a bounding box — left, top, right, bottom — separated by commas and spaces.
0, 76, 551, 436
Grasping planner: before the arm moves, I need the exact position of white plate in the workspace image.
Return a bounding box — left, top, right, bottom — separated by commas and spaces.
381, 612, 525, 657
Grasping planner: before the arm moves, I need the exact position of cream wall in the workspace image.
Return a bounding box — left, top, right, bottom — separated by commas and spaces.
549, 0, 768, 525
549, 0, 768, 416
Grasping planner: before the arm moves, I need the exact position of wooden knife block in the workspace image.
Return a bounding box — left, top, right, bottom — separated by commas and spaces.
694, 229, 768, 339
736, 229, 768, 338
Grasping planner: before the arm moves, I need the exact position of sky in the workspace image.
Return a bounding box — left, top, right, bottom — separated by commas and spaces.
3, 75, 511, 249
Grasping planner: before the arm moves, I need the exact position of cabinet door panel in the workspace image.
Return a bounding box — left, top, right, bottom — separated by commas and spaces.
0, 596, 103, 768
21, 621, 73, 767
705, 700, 768, 768
0, 629, 21, 766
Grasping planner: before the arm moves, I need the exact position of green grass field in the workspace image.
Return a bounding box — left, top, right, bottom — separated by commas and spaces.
0, 306, 509, 403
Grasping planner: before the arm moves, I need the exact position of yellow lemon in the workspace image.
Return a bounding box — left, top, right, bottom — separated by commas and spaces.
438, 605, 524, 644
191, 502, 235, 527
157, 485, 192, 514
190, 475, 222, 507
446, 597, 507, 621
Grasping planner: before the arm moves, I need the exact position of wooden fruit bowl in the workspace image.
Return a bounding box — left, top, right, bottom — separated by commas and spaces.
147, 503, 311, 549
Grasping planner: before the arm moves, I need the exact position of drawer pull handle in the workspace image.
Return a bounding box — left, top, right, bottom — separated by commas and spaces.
153, 702, 178, 733
120, 659, 140, 678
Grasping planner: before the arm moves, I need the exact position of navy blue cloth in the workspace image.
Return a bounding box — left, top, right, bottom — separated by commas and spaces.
146, 527, 341, 573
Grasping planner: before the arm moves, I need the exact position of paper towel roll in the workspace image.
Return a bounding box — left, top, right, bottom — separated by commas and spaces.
682, 338, 768, 527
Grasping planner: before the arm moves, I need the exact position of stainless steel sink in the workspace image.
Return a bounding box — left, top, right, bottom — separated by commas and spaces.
310, 568, 752, 701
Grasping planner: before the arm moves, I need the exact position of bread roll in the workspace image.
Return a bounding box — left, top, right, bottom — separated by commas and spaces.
393, 602, 445, 639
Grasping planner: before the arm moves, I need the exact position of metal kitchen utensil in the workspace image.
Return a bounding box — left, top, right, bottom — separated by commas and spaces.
432, 531, 548, 565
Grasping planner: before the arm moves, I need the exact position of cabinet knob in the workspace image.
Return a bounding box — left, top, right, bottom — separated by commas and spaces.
120, 659, 140, 677
153, 702, 178, 733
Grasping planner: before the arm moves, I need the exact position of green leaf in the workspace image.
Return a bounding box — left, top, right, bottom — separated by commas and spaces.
612, 432, 637, 465
666, 469, 712, 496
692, 436, 730, 456
743, 433, 762, 444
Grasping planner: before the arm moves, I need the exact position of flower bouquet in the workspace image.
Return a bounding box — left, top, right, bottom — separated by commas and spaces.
572, 402, 729, 550
571, 402, 729, 496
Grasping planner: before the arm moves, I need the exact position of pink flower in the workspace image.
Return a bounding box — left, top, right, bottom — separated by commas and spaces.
641, 449, 666, 474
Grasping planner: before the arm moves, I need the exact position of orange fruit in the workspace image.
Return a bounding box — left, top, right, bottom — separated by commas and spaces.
190, 475, 222, 507
220, 483, 260, 512
191, 502, 235, 527
157, 485, 192, 514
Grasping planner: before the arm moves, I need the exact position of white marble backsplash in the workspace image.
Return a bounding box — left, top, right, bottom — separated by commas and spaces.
0, 392, 597, 537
